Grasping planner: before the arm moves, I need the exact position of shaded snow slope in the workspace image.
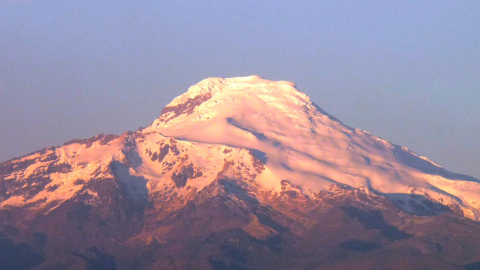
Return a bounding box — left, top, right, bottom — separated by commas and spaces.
143, 75, 480, 219
1, 76, 479, 221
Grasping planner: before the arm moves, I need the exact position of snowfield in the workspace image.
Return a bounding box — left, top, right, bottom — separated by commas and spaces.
2, 75, 479, 220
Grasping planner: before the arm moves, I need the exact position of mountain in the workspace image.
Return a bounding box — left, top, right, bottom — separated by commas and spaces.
1, 75, 480, 270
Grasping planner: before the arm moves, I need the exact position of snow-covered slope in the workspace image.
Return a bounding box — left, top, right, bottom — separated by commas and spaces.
1, 75, 479, 221
144, 75, 480, 219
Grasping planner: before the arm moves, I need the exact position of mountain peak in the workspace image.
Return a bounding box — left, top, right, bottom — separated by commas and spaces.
3, 76, 480, 221
193, 75, 296, 89
138, 77, 480, 221
144, 76, 309, 130
3, 76, 480, 269
167, 75, 297, 107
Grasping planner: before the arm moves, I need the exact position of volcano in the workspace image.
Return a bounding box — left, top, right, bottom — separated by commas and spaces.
1, 76, 480, 270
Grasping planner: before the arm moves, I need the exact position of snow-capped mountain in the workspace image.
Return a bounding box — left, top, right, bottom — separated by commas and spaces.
1, 76, 480, 270
3, 75, 478, 219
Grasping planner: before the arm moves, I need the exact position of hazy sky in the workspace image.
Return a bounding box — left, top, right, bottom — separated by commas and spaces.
1, 1, 479, 179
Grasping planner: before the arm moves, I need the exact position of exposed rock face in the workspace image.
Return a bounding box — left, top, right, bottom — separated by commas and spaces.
158, 92, 213, 123
63, 134, 119, 148
171, 164, 203, 188
1, 76, 480, 269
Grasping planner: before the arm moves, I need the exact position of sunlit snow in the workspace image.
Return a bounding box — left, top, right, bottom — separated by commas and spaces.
2, 76, 479, 220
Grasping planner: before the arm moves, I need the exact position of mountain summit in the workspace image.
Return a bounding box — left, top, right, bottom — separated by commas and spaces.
144, 75, 480, 219
1, 76, 480, 269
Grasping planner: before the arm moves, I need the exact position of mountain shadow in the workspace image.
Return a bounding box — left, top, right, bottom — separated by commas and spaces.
341, 206, 412, 240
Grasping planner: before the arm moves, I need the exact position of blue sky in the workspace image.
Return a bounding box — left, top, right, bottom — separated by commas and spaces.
1, 1, 479, 178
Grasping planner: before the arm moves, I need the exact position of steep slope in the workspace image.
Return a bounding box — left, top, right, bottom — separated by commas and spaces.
144, 75, 480, 219
1, 75, 480, 270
